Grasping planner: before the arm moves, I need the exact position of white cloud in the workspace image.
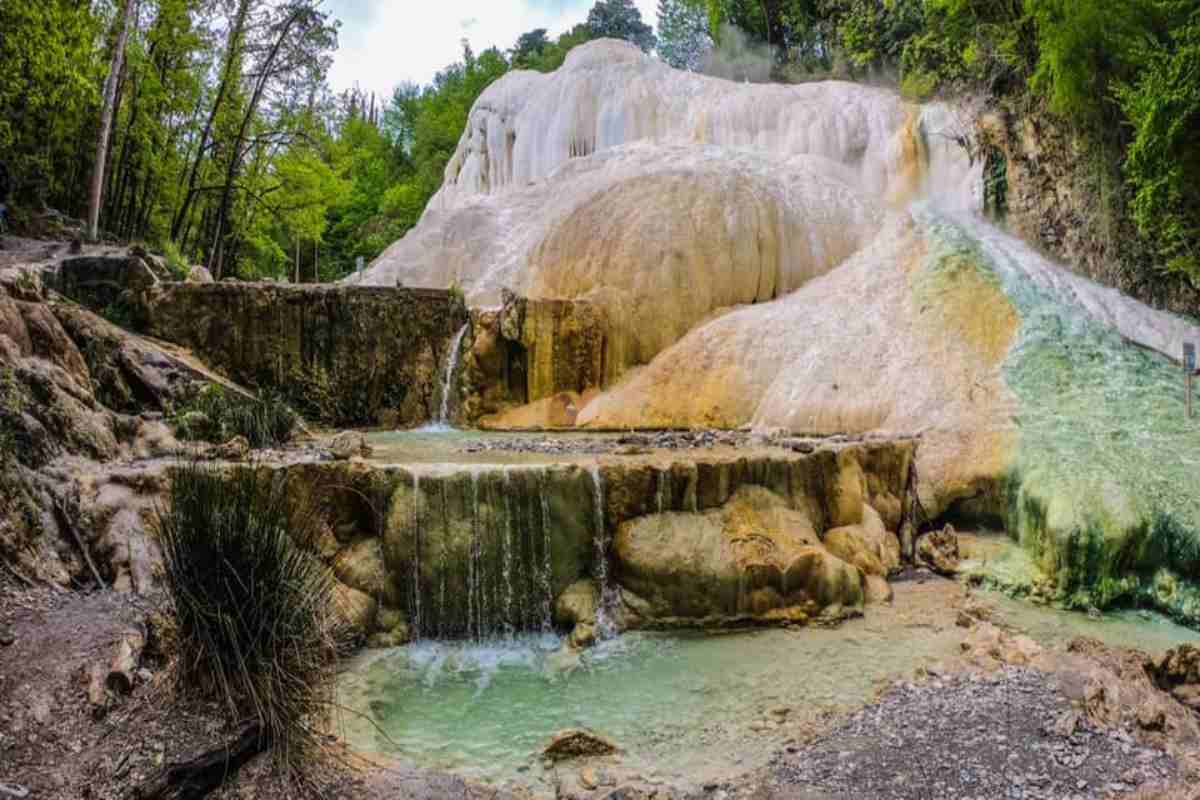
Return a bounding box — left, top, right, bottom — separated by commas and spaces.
325, 0, 659, 100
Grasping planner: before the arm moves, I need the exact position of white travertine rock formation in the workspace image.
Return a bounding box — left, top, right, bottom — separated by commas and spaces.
576, 216, 1020, 513
360, 37, 1198, 433
364, 142, 884, 367
359, 40, 977, 370
429, 39, 914, 208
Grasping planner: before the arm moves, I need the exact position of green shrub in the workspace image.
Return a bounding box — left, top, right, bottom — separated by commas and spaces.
100, 296, 137, 330
160, 239, 190, 281
173, 385, 298, 449
155, 464, 343, 772
1116, 6, 1200, 284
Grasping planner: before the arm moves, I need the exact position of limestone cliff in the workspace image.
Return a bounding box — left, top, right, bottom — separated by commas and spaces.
978, 111, 1200, 318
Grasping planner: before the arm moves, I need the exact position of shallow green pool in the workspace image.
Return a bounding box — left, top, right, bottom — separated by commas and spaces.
337, 573, 1197, 795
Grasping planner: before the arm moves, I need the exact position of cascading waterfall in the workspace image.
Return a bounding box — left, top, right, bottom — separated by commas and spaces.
538, 472, 554, 633
501, 469, 515, 637
436, 323, 469, 425
589, 465, 619, 639
410, 472, 422, 636
405, 466, 560, 641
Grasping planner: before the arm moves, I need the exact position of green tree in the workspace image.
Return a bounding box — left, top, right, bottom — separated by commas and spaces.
658, 0, 712, 70
0, 1, 102, 208
512, 28, 551, 68
1118, 3, 1200, 282
587, 0, 657, 52
1026, 0, 1157, 121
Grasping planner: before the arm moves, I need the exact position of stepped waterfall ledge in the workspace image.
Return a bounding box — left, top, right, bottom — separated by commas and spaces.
308, 439, 917, 646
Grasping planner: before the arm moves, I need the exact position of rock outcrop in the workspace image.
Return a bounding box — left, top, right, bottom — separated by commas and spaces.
0, 264, 228, 591
613, 485, 868, 625
461, 292, 610, 423
977, 110, 1200, 318
54, 252, 162, 313
136, 282, 469, 426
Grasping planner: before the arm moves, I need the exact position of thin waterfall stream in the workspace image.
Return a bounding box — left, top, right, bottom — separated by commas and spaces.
436, 323, 469, 425
589, 465, 619, 639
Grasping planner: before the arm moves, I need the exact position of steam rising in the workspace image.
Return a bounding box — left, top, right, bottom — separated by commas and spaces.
700, 23, 775, 83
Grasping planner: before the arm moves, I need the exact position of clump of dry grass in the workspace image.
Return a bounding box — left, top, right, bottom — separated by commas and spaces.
154, 463, 344, 775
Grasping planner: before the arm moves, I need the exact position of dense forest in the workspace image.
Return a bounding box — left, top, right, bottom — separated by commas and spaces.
0, 0, 1196, 286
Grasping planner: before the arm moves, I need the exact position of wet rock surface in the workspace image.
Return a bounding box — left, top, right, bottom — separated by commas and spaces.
769, 667, 1176, 800
137, 282, 469, 427
543, 729, 620, 761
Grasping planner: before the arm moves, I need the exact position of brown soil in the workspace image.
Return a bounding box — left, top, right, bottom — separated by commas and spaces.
0, 574, 514, 800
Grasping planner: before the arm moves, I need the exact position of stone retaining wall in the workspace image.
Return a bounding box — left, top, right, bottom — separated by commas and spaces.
136, 282, 469, 426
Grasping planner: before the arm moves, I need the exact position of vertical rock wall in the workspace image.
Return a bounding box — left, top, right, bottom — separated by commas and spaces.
977, 110, 1200, 317
461, 291, 611, 426
136, 283, 469, 427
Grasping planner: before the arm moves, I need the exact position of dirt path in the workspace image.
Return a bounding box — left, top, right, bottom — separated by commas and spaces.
0, 575, 517, 799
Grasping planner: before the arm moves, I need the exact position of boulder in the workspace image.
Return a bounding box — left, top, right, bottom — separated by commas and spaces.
186, 265, 213, 283
823, 527, 886, 577
555, 579, 600, 648
333, 538, 396, 605
332, 582, 377, 636
367, 606, 411, 648
329, 430, 371, 460
917, 524, 960, 576
864, 574, 893, 604
613, 485, 864, 623
960, 621, 1043, 669
554, 578, 600, 627
1147, 644, 1200, 712
543, 728, 619, 761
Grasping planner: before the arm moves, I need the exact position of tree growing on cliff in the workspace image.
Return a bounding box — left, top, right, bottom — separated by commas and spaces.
587, 0, 657, 53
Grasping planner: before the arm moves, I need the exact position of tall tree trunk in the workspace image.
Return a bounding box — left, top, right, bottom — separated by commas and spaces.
170, 0, 251, 242
104, 59, 131, 228
87, 0, 138, 242
207, 5, 311, 278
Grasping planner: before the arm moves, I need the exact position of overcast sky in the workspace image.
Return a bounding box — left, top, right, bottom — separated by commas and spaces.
324, 0, 659, 100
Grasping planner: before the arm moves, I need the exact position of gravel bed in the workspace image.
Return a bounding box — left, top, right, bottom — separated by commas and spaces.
770, 666, 1176, 800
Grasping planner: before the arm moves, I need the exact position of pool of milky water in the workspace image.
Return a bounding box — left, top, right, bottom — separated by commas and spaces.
336, 562, 1198, 795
